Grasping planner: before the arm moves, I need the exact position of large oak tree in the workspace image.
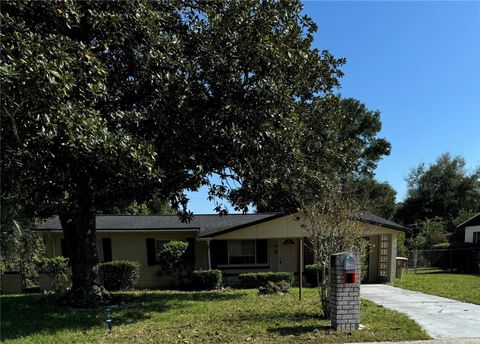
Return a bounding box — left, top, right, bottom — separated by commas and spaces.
1, 1, 345, 303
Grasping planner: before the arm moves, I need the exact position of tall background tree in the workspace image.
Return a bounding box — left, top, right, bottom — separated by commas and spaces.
1, 0, 346, 304
253, 97, 393, 214
396, 153, 480, 244
344, 176, 397, 220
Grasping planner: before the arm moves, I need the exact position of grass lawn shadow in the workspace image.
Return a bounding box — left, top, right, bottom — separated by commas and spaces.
1, 290, 244, 341
412, 268, 480, 276
1, 289, 431, 343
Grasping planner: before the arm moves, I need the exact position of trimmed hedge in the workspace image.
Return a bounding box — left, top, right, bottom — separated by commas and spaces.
238, 272, 293, 289
35, 256, 69, 275
192, 270, 222, 290
305, 264, 322, 287
98, 260, 140, 291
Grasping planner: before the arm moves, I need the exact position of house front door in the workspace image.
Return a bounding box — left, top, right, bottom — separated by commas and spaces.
277, 239, 297, 272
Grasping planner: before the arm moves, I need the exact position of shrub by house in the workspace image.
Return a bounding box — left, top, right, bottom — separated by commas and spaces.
35, 256, 70, 292
192, 270, 222, 290
98, 260, 140, 291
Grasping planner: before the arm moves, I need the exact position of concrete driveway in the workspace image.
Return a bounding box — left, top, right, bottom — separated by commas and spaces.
361, 285, 480, 339
347, 339, 480, 344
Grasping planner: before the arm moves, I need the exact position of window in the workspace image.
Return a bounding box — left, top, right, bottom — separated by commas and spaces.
473, 232, 480, 245
226, 239, 268, 265
96, 240, 104, 263
228, 240, 255, 264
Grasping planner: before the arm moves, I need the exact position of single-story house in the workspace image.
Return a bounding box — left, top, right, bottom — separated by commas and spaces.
38, 212, 407, 288
457, 213, 480, 245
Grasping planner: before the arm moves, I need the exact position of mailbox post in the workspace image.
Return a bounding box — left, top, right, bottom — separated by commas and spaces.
330, 252, 360, 332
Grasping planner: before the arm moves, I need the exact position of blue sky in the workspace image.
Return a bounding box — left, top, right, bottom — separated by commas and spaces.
186, 1, 480, 213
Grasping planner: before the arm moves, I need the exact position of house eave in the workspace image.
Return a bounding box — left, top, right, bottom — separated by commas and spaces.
456, 213, 480, 229
42, 228, 200, 233
197, 213, 287, 238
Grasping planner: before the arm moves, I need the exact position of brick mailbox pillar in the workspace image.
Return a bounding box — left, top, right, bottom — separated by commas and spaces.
330, 252, 360, 332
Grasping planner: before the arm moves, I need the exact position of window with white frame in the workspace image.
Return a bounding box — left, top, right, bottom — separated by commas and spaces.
227, 239, 268, 265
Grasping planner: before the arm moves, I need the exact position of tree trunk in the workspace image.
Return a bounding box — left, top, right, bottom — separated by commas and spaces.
315, 258, 331, 319
319, 262, 331, 318
59, 189, 109, 306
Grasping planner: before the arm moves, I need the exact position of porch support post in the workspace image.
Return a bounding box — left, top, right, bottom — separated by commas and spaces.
299, 237, 303, 301
207, 239, 212, 270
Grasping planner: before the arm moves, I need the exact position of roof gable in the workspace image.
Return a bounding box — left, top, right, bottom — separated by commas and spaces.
456, 213, 480, 228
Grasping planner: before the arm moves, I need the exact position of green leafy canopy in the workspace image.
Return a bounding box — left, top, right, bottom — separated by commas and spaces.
396, 153, 480, 230
1, 0, 346, 219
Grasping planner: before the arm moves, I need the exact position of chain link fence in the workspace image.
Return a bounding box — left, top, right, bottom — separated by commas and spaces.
408, 247, 480, 273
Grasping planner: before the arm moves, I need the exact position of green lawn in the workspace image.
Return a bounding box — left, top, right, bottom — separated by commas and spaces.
394, 268, 480, 304
1, 288, 429, 344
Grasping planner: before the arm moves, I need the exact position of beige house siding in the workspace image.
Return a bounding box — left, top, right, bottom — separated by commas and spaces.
213, 215, 400, 283
44, 214, 402, 287
213, 214, 399, 240
270, 239, 279, 272
365, 233, 398, 283
213, 215, 304, 240
47, 231, 199, 288
368, 235, 379, 282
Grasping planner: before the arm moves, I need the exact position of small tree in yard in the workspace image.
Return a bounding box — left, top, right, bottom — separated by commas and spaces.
420, 217, 448, 248
1, 202, 45, 288
35, 256, 70, 292
407, 232, 427, 274
299, 184, 368, 318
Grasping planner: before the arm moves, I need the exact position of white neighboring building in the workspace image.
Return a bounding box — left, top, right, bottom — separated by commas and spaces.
457, 213, 480, 244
